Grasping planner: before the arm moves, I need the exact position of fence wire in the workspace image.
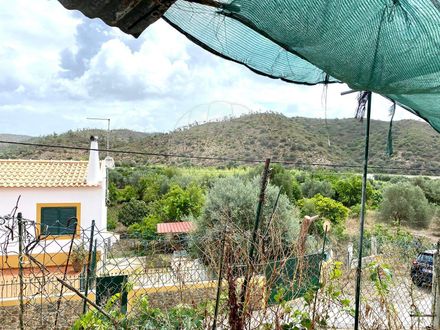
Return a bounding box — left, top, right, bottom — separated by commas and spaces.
0, 212, 438, 330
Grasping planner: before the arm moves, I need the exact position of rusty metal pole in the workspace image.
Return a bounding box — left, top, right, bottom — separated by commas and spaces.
18, 212, 24, 330
238, 158, 271, 321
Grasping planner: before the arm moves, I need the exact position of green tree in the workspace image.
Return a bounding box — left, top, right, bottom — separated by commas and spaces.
117, 185, 137, 203
127, 215, 161, 239
379, 183, 435, 228
412, 177, 440, 205
270, 164, 302, 202
117, 199, 149, 227
191, 176, 300, 264
139, 173, 169, 203
297, 194, 349, 225
107, 182, 119, 206
333, 176, 374, 207
301, 179, 334, 199
160, 184, 204, 221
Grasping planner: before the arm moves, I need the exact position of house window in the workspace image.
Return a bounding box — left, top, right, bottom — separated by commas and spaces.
37, 203, 80, 236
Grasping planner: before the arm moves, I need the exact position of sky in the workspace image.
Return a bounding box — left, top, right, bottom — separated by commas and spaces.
0, 0, 421, 136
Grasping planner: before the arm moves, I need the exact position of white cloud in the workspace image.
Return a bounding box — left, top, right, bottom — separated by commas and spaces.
0, 1, 422, 136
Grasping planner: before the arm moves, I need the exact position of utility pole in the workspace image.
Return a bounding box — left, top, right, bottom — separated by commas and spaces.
86, 117, 110, 156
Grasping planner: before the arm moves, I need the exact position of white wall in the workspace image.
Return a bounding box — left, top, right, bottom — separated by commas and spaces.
0, 186, 105, 229
0, 185, 108, 255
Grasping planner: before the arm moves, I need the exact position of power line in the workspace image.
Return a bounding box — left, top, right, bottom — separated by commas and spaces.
0, 139, 439, 174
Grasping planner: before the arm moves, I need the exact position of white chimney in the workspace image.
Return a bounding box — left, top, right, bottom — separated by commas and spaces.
87, 136, 101, 185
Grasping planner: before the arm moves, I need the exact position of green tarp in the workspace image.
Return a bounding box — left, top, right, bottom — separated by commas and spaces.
163, 0, 440, 132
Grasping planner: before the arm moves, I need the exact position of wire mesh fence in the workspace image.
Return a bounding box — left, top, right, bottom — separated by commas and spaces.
0, 211, 438, 329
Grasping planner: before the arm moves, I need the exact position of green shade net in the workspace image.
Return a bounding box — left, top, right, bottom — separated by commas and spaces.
164, 0, 440, 132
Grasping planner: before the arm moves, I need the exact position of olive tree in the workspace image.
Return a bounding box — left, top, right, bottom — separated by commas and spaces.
379, 182, 435, 228
189, 176, 300, 329
190, 176, 300, 265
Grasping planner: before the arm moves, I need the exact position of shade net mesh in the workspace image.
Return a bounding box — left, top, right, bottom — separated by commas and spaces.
163, 0, 440, 132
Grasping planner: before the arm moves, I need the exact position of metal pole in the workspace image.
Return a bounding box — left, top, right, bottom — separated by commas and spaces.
212, 228, 228, 330
18, 212, 24, 330
238, 158, 271, 318
354, 92, 372, 330
83, 220, 95, 314
433, 240, 440, 329
107, 118, 110, 157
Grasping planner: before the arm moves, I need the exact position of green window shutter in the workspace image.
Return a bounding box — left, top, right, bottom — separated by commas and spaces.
41, 207, 77, 236
59, 207, 77, 235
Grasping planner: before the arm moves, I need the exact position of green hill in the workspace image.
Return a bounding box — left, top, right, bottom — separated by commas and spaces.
1, 113, 439, 174
0, 134, 32, 149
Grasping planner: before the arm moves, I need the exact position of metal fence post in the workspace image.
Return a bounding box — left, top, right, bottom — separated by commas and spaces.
83, 220, 96, 314
212, 228, 227, 330
354, 91, 372, 330
433, 241, 440, 329
17, 212, 24, 330
238, 158, 271, 321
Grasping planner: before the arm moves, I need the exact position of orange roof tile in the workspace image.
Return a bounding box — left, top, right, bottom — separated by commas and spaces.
0, 160, 96, 188
157, 222, 194, 234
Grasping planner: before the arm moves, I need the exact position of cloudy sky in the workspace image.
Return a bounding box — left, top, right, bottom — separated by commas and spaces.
0, 0, 420, 136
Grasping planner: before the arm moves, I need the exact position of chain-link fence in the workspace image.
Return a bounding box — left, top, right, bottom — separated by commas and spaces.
0, 211, 438, 329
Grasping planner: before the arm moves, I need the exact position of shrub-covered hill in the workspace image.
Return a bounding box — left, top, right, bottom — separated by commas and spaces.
1, 113, 439, 173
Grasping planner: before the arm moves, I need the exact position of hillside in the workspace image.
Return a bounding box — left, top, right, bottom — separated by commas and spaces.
0, 134, 32, 149
1, 113, 439, 173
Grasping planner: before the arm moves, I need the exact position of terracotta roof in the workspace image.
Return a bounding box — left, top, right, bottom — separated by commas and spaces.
0, 160, 96, 188
157, 222, 194, 234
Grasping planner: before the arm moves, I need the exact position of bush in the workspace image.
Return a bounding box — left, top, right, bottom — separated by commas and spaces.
139, 174, 167, 203
301, 179, 334, 199
271, 170, 302, 202
349, 204, 362, 218
297, 194, 349, 225
108, 182, 119, 206
117, 185, 138, 203
333, 176, 375, 207
160, 184, 204, 221
127, 215, 161, 239
412, 177, 440, 205
118, 199, 149, 227
379, 183, 435, 228
107, 214, 117, 231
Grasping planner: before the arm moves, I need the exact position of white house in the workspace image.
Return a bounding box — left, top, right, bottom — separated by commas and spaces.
0, 136, 114, 270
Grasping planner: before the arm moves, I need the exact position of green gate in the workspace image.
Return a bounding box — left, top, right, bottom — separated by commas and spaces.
96, 275, 129, 313
265, 253, 324, 304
